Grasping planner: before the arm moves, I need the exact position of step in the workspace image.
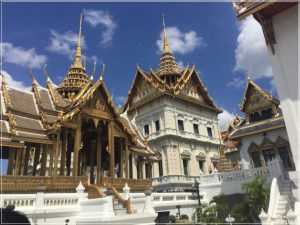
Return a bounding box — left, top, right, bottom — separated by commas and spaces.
279, 195, 289, 200
272, 219, 288, 225
114, 203, 124, 210
114, 208, 127, 215
275, 208, 286, 214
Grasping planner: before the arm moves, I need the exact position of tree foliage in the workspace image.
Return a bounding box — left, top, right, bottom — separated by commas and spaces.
232, 175, 270, 223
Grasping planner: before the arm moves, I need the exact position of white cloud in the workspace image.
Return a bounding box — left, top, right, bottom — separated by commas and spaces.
177, 61, 185, 70
218, 109, 235, 132
235, 16, 273, 79
116, 96, 126, 104
156, 27, 204, 54
1, 42, 47, 68
83, 9, 117, 45
47, 30, 86, 60
227, 77, 246, 89
0, 70, 31, 91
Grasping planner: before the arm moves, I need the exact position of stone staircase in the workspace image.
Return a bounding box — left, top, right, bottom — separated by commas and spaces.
272, 180, 294, 225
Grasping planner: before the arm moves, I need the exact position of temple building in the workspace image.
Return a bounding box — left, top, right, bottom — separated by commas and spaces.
124, 17, 223, 192
229, 79, 295, 171
0, 14, 157, 193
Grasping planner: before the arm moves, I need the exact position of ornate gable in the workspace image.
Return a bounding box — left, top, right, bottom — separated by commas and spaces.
241, 79, 279, 113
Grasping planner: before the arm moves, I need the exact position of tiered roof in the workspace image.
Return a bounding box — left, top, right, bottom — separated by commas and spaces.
229, 79, 285, 139
124, 17, 221, 114
0, 14, 157, 159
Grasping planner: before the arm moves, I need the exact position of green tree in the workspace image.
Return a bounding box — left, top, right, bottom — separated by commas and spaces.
232, 175, 270, 223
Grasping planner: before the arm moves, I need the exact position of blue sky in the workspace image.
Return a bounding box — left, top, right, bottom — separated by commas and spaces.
1, 2, 276, 130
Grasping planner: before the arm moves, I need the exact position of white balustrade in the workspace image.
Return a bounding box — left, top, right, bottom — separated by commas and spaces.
152, 175, 200, 186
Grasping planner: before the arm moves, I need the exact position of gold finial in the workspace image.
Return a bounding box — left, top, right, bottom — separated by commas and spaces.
29, 67, 37, 84
90, 60, 97, 81
162, 14, 170, 53
73, 13, 83, 68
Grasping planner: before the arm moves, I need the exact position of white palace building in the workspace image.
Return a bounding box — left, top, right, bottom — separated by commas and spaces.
1, 2, 299, 225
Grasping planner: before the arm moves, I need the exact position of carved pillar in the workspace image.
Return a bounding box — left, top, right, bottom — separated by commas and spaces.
32, 145, 41, 176
60, 128, 68, 176
108, 121, 115, 179
14, 148, 22, 176
119, 138, 123, 178
129, 153, 133, 179
49, 142, 55, 176
7, 148, 16, 175
23, 144, 30, 175
73, 115, 82, 177
53, 131, 61, 177
40, 144, 47, 176
96, 126, 102, 185
125, 138, 129, 179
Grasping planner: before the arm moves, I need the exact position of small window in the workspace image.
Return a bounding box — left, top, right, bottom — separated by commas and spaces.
178, 120, 184, 131
251, 151, 262, 168
183, 159, 189, 176
207, 127, 213, 137
155, 120, 160, 132
198, 160, 204, 171
193, 124, 199, 134
263, 148, 276, 165
144, 124, 149, 135
158, 160, 163, 177
278, 146, 293, 169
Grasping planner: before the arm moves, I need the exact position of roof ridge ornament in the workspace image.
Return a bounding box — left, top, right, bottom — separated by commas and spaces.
29, 67, 37, 85
162, 13, 170, 53
73, 13, 83, 68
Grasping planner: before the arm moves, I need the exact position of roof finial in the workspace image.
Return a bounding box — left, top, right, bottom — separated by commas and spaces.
73, 13, 83, 68
162, 13, 170, 53
29, 67, 36, 84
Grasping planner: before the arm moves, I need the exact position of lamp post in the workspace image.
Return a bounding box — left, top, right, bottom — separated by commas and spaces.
176, 205, 181, 218
193, 178, 202, 222
225, 214, 235, 225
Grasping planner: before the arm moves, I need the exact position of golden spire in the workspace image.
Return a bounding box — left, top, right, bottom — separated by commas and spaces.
73, 13, 83, 68
162, 14, 170, 53
157, 14, 181, 77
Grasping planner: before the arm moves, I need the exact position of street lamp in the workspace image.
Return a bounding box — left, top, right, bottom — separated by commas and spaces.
176, 205, 181, 218
193, 178, 202, 222
225, 214, 235, 225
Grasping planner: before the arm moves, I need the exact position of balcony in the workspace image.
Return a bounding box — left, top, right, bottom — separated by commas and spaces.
147, 128, 221, 145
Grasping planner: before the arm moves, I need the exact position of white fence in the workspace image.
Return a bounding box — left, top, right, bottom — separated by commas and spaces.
198, 159, 285, 203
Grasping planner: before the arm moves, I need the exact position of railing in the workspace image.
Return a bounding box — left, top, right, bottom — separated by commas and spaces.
129, 192, 198, 205
1, 175, 85, 191
152, 175, 200, 186
1, 192, 83, 210
102, 177, 152, 191
147, 128, 221, 145
199, 159, 283, 186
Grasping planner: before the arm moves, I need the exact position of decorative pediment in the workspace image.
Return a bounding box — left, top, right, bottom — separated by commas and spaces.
240, 79, 279, 113
259, 137, 273, 148
85, 90, 109, 113
275, 136, 288, 145
248, 142, 259, 151
245, 88, 272, 113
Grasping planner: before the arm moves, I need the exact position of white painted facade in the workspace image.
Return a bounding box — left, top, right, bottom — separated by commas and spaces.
268, 4, 299, 172
238, 127, 289, 169
128, 94, 222, 191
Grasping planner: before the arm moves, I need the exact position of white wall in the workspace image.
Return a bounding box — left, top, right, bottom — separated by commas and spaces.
239, 127, 289, 169
269, 4, 299, 171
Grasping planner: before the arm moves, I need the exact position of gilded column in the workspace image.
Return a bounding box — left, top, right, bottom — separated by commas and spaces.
23, 144, 30, 175
32, 146, 41, 176
108, 121, 115, 179
49, 141, 55, 176
53, 131, 61, 177
60, 128, 68, 176
96, 126, 102, 185
125, 138, 129, 179
40, 144, 47, 176
7, 148, 16, 175
119, 138, 124, 178
73, 115, 82, 177
14, 148, 22, 176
